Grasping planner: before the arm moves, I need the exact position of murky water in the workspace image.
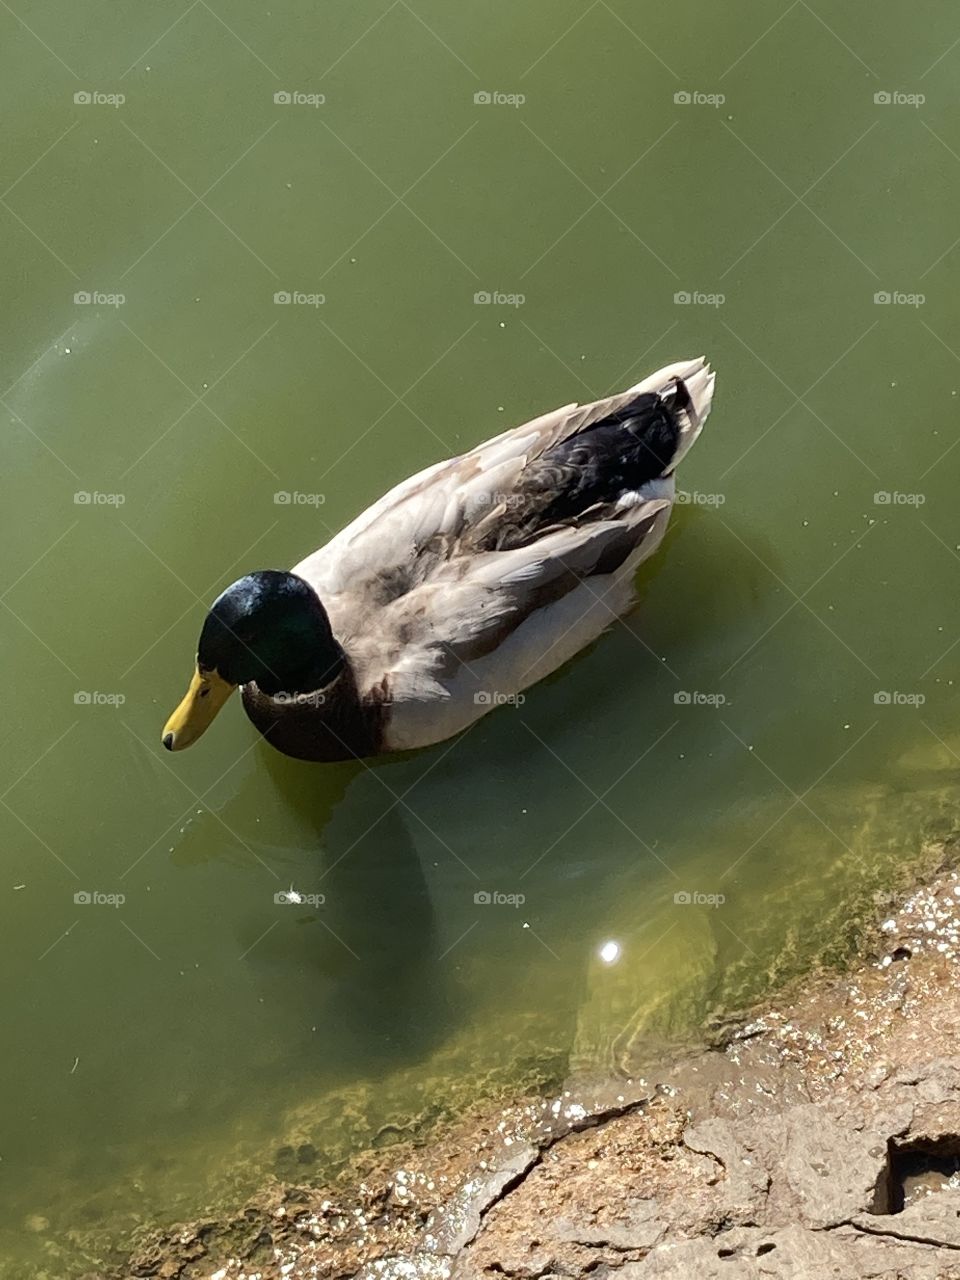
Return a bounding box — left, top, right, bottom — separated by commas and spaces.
3, 0, 960, 1273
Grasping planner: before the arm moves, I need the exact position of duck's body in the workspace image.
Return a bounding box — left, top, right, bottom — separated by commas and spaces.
163, 357, 716, 761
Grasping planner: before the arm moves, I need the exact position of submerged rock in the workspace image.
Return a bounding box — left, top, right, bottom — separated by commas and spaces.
113, 849, 960, 1280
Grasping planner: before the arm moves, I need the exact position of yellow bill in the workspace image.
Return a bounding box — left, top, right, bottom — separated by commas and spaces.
162, 667, 236, 751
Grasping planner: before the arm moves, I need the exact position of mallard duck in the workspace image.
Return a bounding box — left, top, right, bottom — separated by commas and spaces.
162, 356, 716, 761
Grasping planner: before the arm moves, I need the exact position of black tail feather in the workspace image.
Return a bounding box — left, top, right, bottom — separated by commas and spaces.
474, 385, 685, 551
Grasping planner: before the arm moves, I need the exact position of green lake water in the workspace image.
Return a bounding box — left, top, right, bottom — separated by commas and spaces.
3, 0, 960, 1273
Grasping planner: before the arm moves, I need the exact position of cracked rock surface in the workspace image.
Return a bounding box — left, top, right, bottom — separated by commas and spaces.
112, 860, 960, 1280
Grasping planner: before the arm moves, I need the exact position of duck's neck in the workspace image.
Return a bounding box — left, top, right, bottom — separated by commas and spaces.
256, 640, 346, 698
242, 661, 386, 761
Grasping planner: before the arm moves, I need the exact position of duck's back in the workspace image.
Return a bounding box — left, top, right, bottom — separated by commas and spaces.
292, 357, 716, 752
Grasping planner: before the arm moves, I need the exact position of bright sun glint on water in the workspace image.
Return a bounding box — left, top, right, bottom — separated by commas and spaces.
598, 940, 621, 965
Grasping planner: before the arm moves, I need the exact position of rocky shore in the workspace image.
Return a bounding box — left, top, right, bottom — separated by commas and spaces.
113, 845, 960, 1280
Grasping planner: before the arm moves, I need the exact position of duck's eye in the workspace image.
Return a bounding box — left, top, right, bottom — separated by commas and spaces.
199, 687, 210, 699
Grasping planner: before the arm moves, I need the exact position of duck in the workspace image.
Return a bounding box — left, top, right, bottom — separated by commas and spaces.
162, 356, 716, 762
